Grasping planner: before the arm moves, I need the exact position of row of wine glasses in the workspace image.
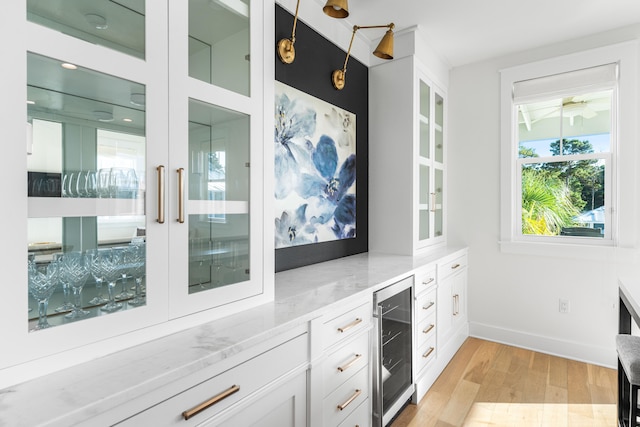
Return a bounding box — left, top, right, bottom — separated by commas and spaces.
61, 167, 139, 199
28, 243, 146, 331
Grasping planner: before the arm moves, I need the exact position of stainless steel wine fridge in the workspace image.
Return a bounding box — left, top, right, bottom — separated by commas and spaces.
372, 276, 415, 426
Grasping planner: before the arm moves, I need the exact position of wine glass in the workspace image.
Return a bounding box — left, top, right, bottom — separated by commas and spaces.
115, 245, 134, 301
86, 248, 109, 305
125, 243, 146, 307
59, 252, 90, 320
53, 253, 74, 313
97, 168, 111, 198
28, 259, 60, 331
99, 248, 124, 313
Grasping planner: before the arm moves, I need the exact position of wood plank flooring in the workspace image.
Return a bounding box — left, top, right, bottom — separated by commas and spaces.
390, 337, 617, 427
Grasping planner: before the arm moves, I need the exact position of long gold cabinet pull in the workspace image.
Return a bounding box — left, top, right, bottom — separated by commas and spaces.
451, 263, 461, 270
423, 324, 435, 334
337, 318, 362, 333
337, 354, 362, 372
337, 389, 361, 411
181, 385, 240, 420
156, 165, 165, 224
422, 277, 435, 286
177, 167, 185, 224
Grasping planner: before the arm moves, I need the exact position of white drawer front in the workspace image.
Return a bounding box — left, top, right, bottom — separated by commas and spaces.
416, 311, 436, 349
337, 398, 370, 427
416, 334, 436, 374
117, 333, 308, 426
323, 331, 370, 396
414, 266, 437, 296
322, 302, 371, 350
415, 287, 437, 322
323, 366, 369, 427
438, 253, 467, 281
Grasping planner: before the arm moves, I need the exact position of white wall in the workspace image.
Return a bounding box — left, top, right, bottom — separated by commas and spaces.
447, 25, 640, 368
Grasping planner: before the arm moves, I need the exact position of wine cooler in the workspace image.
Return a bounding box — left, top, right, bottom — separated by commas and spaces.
373, 276, 415, 426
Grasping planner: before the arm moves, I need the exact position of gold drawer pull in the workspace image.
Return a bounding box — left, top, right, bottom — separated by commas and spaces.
423, 301, 435, 310
422, 347, 435, 358
337, 389, 362, 411
337, 318, 362, 333
451, 263, 461, 269
422, 277, 435, 285
423, 324, 435, 334
177, 167, 185, 224
182, 385, 240, 420
338, 354, 362, 372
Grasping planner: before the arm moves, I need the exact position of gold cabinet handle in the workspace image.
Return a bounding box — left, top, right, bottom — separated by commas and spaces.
451, 263, 461, 270
423, 324, 435, 334
422, 277, 435, 286
423, 301, 435, 311
337, 354, 362, 372
453, 294, 460, 316
337, 318, 362, 333
430, 192, 436, 212
182, 385, 240, 420
337, 389, 361, 411
177, 167, 185, 224
156, 165, 165, 224
422, 347, 435, 358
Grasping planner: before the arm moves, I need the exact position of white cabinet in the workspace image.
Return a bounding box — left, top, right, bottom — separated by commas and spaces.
312, 300, 372, 427
412, 264, 438, 403
436, 250, 468, 358
116, 328, 308, 426
2, 0, 272, 378
369, 55, 447, 255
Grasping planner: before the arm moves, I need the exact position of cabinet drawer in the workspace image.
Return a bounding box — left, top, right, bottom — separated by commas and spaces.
438, 253, 467, 281
323, 331, 369, 396
414, 266, 437, 296
416, 334, 436, 374
118, 333, 308, 426
416, 311, 436, 349
323, 366, 369, 427
416, 287, 437, 322
322, 302, 371, 350
337, 398, 370, 427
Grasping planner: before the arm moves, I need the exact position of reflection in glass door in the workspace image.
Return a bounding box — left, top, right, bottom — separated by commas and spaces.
27, 53, 147, 331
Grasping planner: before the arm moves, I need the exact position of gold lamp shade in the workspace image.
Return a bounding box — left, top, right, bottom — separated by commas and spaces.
373, 28, 394, 60
323, 0, 349, 18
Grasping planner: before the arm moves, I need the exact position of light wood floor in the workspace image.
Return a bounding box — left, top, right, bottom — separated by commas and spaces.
391, 337, 617, 427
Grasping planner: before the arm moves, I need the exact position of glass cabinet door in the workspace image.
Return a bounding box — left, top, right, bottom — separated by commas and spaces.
168, 0, 264, 318
416, 76, 445, 248
1, 0, 169, 370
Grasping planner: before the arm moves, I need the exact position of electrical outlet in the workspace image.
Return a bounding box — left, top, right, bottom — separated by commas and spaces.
559, 298, 570, 314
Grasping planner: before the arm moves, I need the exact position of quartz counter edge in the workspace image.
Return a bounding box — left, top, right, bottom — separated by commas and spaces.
0, 248, 465, 426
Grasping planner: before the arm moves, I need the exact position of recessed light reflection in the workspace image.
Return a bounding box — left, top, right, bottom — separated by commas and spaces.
61, 63, 78, 70
123, 118, 133, 122
27, 100, 35, 105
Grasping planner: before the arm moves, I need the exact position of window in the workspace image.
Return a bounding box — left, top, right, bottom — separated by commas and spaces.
500, 43, 638, 253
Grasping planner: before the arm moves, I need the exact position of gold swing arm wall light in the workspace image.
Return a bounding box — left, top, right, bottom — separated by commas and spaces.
332, 23, 394, 90
278, 0, 350, 64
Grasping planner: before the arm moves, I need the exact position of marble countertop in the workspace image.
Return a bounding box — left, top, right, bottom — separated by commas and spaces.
619, 277, 640, 326
0, 248, 463, 427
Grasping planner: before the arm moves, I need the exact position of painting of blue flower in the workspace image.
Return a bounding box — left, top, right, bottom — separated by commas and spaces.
275, 82, 356, 248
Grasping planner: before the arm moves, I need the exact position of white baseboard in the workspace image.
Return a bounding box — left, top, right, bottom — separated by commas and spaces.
469, 321, 617, 369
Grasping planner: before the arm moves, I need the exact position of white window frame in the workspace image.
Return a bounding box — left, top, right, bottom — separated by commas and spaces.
500, 42, 638, 257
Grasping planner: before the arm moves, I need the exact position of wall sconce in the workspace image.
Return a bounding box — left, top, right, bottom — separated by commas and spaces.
323, 0, 349, 18
332, 23, 394, 90
277, 0, 301, 64
278, 0, 350, 64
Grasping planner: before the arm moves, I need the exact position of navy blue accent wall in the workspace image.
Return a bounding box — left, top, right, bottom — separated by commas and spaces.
275, 4, 369, 272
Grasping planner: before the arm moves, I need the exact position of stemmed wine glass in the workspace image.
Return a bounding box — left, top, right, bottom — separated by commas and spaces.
86, 248, 109, 305
53, 253, 74, 313
115, 245, 134, 301
97, 168, 111, 198
59, 252, 90, 320
28, 259, 60, 331
125, 243, 146, 306
99, 248, 124, 313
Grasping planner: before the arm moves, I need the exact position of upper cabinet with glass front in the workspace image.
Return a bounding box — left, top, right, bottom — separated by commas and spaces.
1, 0, 271, 377
369, 52, 447, 255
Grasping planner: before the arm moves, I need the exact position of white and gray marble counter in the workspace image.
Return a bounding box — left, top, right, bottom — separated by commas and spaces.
0, 248, 463, 427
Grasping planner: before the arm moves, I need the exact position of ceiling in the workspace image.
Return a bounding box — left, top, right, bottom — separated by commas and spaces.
336, 0, 640, 68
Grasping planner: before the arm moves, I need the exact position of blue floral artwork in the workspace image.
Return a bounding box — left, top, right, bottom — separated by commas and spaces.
275, 81, 356, 249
